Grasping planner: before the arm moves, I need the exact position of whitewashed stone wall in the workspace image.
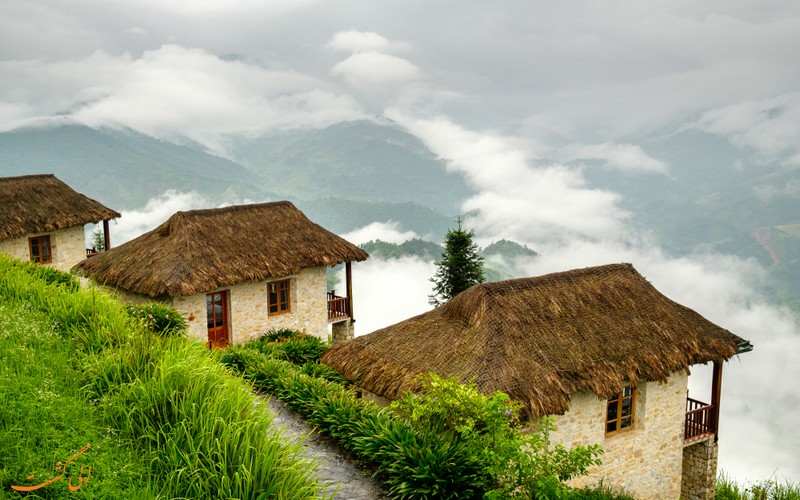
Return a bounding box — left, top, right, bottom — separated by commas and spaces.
0, 225, 86, 272
547, 371, 688, 499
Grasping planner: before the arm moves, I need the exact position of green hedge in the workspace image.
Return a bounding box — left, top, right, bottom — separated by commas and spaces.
220, 346, 491, 499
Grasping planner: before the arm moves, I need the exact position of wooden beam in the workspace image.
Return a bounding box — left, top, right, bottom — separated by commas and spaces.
711, 361, 723, 440
103, 219, 111, 250
345, 261, 353, 320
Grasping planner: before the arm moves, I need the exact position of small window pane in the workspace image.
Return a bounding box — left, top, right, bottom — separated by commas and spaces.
606, 422, 617, 433
621, 416, 632, 429
607, 402, 618, 421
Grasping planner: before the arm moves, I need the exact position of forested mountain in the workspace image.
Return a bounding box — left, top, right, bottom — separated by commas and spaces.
582, 128, 800, 310
228, 120, 474, 216
0, 123, 270, 209
0, 120, 797, 310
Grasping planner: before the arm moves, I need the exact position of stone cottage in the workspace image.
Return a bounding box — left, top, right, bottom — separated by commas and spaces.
74, 201, 368, 347
0, 174, 119, 272
322, 263, 752, 500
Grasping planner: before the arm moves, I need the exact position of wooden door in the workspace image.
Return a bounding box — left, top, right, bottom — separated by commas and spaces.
206, 290, 229, 348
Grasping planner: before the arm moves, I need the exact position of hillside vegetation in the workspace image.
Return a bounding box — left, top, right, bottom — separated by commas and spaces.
0, 256, 324, 498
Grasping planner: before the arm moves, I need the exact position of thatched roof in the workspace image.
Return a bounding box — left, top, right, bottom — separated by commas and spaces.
322, 263, 751, 419
74, 201, 368, 297
0, 174, 120, 241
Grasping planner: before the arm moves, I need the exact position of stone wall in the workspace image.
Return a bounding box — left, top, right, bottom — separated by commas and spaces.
175, 266, 329, 345
681, 438, 718, 500
548, 371, 688, 499
0, 225, 86, 272
91, 267, 329, 346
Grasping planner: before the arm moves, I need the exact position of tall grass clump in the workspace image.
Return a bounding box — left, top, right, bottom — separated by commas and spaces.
717, 471, 800, 500
0, 256, 326, 499
103, 342, 321, 499
0, 298, 152, 498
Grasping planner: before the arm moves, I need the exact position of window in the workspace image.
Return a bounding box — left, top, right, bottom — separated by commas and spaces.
29, 235, 52, 264
267, 279, 291, 316
606, 385, 635, 434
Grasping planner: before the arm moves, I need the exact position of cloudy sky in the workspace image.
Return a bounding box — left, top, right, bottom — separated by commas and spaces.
3, 0, 800, 483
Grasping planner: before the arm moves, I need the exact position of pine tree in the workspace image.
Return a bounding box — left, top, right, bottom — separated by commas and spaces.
89, 227, 105, 252
429, 216, 485, 306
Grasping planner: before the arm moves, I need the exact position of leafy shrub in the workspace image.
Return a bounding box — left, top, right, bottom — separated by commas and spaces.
392, 373, 604, 499
263, 328, 300, 341
31, 264, 80, 291
223, 351, 491, 498
300, 361, 350, 384
125, 302, 187, 337
248, 330, 328, 365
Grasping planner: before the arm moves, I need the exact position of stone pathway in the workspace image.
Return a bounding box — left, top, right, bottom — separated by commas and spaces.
260, 395, 391, 500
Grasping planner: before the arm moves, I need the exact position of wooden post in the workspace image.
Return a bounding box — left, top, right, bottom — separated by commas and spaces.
711, 361, 723, 440
345, 261, 353, 320
103, 219, 111, 250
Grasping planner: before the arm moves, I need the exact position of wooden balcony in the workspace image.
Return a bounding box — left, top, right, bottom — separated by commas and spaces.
327, 291, 351, 323
685, 397, 716, 444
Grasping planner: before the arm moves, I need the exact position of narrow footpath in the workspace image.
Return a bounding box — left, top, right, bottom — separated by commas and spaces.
259, 395, 391, 500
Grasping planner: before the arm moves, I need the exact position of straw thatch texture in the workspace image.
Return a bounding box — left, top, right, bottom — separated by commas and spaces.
322, 263, 749, 419
74, 201, 368, 298
0, 174, 120, 240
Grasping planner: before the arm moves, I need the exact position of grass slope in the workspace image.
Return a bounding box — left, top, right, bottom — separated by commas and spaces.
0, 256, 325, 499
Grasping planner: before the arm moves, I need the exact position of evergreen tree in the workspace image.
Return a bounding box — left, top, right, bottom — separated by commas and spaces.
429, 216, 485, 306
89, 227, 105, 252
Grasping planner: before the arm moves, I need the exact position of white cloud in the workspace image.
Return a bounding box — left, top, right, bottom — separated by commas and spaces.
108, 190, 210, 245
0, 45, 364, 151
346, 256, 435, 336
326, 30, 409, 53
331, 51, 421, 90
124, 26, 147, 39
386, 110, 630, 245
341, 221, 419, 245
562, 142, 669, 174
690, 92, 800, 164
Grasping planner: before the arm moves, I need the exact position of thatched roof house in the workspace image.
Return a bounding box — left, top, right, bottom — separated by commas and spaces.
74, 201, 368, 298
0, 174, 119, 271
0, 174, 120, 241
322, 263, 750, 418
75, 201, 368, 346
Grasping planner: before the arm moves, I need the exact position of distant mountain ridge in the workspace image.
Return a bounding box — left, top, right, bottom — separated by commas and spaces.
228, 120, 474, 216
0, 123, 269, 209
0, 120, 797, 310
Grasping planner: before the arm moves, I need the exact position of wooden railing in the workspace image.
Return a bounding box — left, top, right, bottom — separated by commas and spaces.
327, 291, 351, 323
685, 397, 715, 443
86, 248, 99, 258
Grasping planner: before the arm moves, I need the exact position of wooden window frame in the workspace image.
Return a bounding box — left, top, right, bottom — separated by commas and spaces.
29, 235, 52, 264
606, 385, 635, 435
267, 279, 291, 316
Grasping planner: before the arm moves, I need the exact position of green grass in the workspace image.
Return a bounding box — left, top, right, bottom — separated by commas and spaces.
0, 255, 327, 499
717, 471, 800, 500
0, 300, 152, 498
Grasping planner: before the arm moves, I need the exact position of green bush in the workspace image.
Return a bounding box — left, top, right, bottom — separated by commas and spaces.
223, 349, 491, 498
248, 330, 328, 365
125, 302, 188, 337
392, 373, 604, 499
32, 264, 81, 291
300, 361, 350, 385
